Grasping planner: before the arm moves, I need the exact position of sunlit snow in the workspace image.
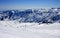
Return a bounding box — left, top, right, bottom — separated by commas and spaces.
0, 21, 60, 38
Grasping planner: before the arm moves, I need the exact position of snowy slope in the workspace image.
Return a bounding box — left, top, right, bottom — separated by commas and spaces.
0, 21, 60, 38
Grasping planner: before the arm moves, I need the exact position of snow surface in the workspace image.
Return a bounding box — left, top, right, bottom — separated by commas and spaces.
0, 21, 60, 38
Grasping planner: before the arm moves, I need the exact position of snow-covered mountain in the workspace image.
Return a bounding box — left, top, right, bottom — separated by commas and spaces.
0, 8, 60, 23
0, 8, 60, 38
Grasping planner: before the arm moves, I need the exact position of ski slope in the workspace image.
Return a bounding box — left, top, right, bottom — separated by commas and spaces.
0, 21, 60, 38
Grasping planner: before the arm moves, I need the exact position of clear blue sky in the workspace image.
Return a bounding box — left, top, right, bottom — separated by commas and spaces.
0, 0, 60, 9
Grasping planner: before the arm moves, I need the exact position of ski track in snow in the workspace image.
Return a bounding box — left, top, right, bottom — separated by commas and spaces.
0, 21, 60, 38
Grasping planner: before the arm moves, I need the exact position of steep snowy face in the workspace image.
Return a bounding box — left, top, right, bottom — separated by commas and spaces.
0, 8, 60, 23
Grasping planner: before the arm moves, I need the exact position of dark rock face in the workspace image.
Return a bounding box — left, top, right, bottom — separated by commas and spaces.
51, 15, 60, 21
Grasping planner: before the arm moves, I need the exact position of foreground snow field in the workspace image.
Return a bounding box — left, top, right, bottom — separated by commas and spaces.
0, 21, 60, 38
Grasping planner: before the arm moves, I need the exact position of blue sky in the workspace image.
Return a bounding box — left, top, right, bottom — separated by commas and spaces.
0, 0, 60, 9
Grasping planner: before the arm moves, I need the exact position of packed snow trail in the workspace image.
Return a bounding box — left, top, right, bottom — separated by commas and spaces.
0, 21, 60, 38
